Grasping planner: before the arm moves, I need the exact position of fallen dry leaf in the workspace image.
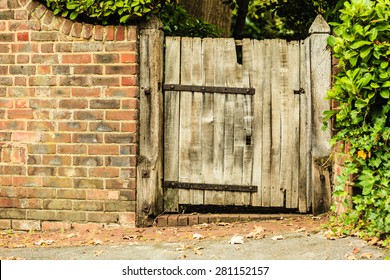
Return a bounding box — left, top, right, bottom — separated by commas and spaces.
295, 228, 306, 233
193, 247, 203, 255
360, 253, 373, 259
94, 250, 103, 257
123, 235, 139, 240
229, 235, 244, 245
93, 239, 102, 245
217, 222, 230, 227
271, 235, 284, 241
192, 233, 204, 240
247, 226, 266, 239
34, 240, 54, 246
353, 247, 360, 254
368, 237, 379, 246
345, 253, 356, 260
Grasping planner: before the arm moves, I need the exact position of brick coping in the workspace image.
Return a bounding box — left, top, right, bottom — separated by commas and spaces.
155, 213, 305, 227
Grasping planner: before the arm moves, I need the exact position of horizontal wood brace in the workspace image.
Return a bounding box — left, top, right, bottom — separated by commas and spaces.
163, 84, 255, 95
163, 181, 258, 193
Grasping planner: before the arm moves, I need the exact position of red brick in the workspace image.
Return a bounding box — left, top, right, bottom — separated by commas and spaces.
0, 198, 15, 208
56, 189, 86, 200
72, 87, 101, 97
73, 65, 103, 75
116, 26, 126, 41
13, 176, 43, 187
58, 144, 86, 154
71, 22, 83, 38
105, 26, 115, 41
42, 221, 71, 231
91, 77, 120, 86
106, 65, 137, 75
71, 222, 104, 231
16, 198, 43, 209
0, 120, 25, 131
8, 109, 34, 119
121, 122, 137, 133
37, 65, 51, 74
121, 53, 137, 63
106, 110, 137, 120
0, 176, 12, 186
30, 99, 57, 109
89, 167, 119, 178
59, 167, 87, 178
81, 24, 94, 39
105, 87, 137, 97
59, 99, 88, 109
27, 121, 55, 131
12, 132, 41, 142
16, 55, 29, 63
42, 155, 72, 166
119, 212, 135, 225
62, 54, 92, 64
0, 99, 13, 108
17, 32, 29, 41
88, 144, 119, 155
94, 25, 104, 41
14, 99, 28, 108
87, 212, 118, 223
86, 189, 119, 200
156, 215, 168, 227
12, 220, 41, 231
94, 53, 119, 64
89, 122, 120, 132
167, 215, 178, 226
0, 219, 11, 229
59, 122, 88, 132
127, 26, 137, 41
177, 215, 189, 226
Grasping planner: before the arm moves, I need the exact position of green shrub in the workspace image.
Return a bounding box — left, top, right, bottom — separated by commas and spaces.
325, 0, 390, 245
38, 0, 220, 37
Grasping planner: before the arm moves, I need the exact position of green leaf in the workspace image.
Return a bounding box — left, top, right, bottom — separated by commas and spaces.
381, 61, 389, 68
327, 35, 337, 47
360, 46, 373, 59
369, 28, 378, 41
383, 81, 390, 87
380, 90, 390, 99
349, 40, 372, 49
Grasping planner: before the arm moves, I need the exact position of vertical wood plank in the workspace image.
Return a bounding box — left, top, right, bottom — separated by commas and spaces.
201, 38, 215, 186
178, 37, 193, 205
163, 37, 181, 212
309, 15, 332, 214
205, 38, 226, 205
137, 18, 164, 226
189, 37, 204, 205
278, 40, 292, 208
288, 40, 300, 209
298, 39, 310, 212
261, 40, 272, 207
247, 39, 263, 207
270, 40, 283, 207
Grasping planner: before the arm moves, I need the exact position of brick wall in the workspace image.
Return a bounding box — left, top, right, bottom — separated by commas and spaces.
0, 0, 138, 230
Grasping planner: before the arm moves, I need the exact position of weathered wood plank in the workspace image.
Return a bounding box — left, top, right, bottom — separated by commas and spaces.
201, 38, 216, 186
178, 37, 193, 205
247, 39, 264, 207
309, 15, 332, 214
206, 38, 226, 205
261, 40, 272, 207
270, 40, 283, 207
137, 18, 164, 226
288, 41, 301, 209
188, 37, 204, 205
298, 39, 310, 212
278, 40, 292, 208
163, 36, 181, 212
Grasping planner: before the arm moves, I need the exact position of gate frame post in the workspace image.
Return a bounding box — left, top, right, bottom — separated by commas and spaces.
307, 15, 332, 215
136, 17, 164, 227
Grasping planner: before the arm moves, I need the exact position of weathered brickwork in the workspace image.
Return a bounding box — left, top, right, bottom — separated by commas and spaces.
0, 0, 138, 230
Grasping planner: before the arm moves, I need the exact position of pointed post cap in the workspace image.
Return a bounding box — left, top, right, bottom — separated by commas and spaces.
309, 14, 330, 34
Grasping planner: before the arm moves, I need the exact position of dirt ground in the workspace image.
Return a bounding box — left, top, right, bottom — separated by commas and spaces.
0, 215, 326, 249
1, 214, 389, 260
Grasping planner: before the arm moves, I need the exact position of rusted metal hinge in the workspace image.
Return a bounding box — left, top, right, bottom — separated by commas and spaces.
163, 84, 255, 95
163, 181, 258, 193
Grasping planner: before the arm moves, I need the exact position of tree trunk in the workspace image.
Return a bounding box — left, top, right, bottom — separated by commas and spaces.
179, 0, 231, 37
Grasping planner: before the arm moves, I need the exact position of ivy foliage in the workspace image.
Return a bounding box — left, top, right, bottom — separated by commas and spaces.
325, 0, 390, 244
39, 0, 220, 37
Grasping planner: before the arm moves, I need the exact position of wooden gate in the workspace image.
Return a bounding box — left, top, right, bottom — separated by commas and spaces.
136, 15, 332, 225
163, 37, 307, 212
